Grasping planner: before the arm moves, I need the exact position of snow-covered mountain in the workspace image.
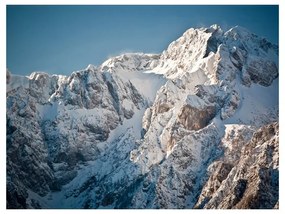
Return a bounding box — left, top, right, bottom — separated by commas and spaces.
6, 24, 278, 209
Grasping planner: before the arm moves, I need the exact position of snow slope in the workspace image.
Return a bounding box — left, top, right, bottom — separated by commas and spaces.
224, 78, 278, 126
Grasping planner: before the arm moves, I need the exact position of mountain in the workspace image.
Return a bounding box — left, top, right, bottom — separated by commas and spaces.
6, 24, 279, 209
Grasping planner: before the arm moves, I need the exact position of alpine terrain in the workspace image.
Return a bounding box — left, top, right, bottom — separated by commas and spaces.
6, 24, 279, 209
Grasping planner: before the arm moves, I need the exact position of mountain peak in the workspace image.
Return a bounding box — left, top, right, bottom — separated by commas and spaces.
205, 24, 223, 33
224, 25, 256, 39
86, 64, 96, 71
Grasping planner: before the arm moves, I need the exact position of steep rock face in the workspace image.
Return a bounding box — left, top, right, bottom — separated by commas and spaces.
7, 87, 56, 202
6, 62, 150, 208
178, 96, 216, 131
245, 59, 278, 86
121, 122, 223, 209
132, 24, 278, 179
223, 26, 278, 87
6, 25, 278, 209
195, 122, 279, 209
220, 90, 240, 120
156, 24, 223, 79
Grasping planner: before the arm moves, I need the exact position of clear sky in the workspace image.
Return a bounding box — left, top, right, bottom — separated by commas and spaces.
7, 5, 278, 76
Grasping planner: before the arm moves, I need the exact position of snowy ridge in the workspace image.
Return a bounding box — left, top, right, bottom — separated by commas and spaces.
6, 24, 278, 209
99, 53, 166, 103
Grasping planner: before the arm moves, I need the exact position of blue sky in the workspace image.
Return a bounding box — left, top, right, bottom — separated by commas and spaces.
7, 5, 278, 76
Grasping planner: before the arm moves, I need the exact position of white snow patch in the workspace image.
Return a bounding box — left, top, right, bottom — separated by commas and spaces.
108, 106, 146, 143
122, 99, 134, 111
225, 78, 278, 126
115, 68, 167, 103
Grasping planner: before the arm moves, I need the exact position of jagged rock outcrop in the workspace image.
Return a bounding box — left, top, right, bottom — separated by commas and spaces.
220, 90, 240, 120
6, 62, 150, 208
195, 122, 279, 209
178, 95, 216, 131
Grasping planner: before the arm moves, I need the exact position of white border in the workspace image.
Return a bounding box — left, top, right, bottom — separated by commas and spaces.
1, 1, 283, 214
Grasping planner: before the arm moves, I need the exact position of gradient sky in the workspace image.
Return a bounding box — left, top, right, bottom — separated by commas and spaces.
7, 5, 278, 76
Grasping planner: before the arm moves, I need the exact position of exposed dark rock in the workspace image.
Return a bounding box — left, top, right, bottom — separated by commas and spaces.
196, 122, 279, 209
6, 69, 11, 84
7, 180, 28, 209
204, 26, 222, 58
229, 47, 247, 71
246, 60, 278, 87
178, 102, 216, 131
194, 161, 233, 208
